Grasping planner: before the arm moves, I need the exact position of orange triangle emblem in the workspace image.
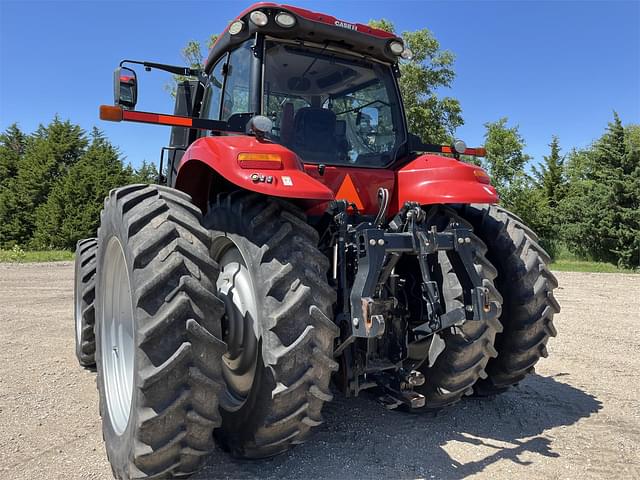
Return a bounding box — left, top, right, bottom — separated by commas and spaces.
336, 174, 365, 210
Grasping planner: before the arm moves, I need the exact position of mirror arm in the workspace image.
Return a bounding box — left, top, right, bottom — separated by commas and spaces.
119, 59, 202, 78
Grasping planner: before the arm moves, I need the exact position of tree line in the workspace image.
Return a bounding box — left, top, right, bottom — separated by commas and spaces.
479, 114, 639, 268
0, 118, 157, 250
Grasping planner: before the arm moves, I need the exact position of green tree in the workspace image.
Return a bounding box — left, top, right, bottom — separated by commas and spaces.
0, 124, 26, 189
167, 35, 218, 97
133, 160, 159, 184
369, 19, 462, 143
0, 118, 87, 247
31, 128, 133, 249
479, 117, 557, 250
560, 113, 640, 267
481, 118, 531, 201
533, 136, 566, 208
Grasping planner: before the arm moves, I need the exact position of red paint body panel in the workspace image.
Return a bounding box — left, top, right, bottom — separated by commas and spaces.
176, 136, 334, 201
393, 155, 499, 211
176, 138, 497, 215
278, 4, 396, 38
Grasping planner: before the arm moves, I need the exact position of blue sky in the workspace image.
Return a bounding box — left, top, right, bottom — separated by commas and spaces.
1, 0, 639, 168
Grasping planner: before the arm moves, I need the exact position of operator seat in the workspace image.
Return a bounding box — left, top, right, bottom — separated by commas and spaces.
280, 102, 295, 145
292, 107, 338, 157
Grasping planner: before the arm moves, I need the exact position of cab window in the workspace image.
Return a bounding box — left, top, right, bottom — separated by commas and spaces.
201, 58, 225, 120
221, 41, 253, 121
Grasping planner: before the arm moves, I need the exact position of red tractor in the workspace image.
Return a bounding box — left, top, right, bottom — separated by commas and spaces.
74, 4, 560, 478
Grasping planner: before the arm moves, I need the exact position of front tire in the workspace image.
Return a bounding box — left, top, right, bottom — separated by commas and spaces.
95, 185, 226, 479
204, 192, 338, 458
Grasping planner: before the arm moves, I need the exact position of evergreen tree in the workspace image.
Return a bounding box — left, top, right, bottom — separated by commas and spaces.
133, 160, 159, 184
0, 123, 26, 188
533, 136, 566, 208
560, 113, 640, 267
0, 118, 87, 247
32, 128, 132, 249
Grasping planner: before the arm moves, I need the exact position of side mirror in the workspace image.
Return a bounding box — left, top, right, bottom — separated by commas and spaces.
113, 67, 137, 109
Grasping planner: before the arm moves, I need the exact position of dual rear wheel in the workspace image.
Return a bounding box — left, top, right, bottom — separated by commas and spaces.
87, 186, 336, 478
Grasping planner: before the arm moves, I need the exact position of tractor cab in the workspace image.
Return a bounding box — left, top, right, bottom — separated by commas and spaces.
195, 4, 409, 169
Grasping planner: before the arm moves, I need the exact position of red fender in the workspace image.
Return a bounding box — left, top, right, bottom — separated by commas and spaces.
175, 136, 334, 208
393, 155, 499, 211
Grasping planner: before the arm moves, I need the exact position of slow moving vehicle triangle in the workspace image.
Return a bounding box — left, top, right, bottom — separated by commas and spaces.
335, 173, 365, 211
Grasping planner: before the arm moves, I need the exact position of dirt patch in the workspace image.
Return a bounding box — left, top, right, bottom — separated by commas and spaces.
0, 264, 638, 479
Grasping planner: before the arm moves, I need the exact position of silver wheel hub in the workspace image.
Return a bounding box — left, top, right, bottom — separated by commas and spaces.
74, 261, 83, 346
215, 241, 259, 411
100, 237, 135, 435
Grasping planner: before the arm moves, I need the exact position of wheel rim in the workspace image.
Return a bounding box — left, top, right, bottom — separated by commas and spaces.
100, 237, 135, 435
74, 256, 83, 346
214, 239, 259, 411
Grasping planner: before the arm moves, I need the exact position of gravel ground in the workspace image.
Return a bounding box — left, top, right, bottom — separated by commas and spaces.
0, 262, 638, 479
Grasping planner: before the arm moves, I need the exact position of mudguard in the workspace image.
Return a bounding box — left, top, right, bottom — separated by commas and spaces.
394, 154, 499, 210
175, 136, 335, 207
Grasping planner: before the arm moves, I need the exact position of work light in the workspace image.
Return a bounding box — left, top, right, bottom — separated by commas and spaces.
275, 12, 296, 28
229, 20, 244, 35
454, 139, 467, 154
389, 41, 404, 55
250, 10, 269, 27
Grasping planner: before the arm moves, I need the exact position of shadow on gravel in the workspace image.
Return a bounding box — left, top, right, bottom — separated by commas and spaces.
195, 374, 602, 480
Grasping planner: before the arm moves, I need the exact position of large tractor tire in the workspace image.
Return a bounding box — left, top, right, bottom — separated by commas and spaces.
461, 204, 560, 395
204, 192, 338, 459
95, 185, 226, 479
74, 237, 97, 368
408, 208, 503, 409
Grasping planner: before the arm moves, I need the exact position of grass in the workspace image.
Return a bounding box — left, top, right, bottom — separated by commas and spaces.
549, 259, 636, 273
549, 244, 637, 273
0, 248, 73, 263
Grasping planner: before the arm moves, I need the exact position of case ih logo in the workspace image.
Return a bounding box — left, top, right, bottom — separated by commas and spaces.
335, 20, 358, 31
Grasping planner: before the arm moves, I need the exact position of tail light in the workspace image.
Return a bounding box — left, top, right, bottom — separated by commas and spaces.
237, 153, 283, 170
473, 169, 491, 184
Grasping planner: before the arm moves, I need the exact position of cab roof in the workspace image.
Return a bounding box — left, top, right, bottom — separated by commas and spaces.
204, 3, 404, 73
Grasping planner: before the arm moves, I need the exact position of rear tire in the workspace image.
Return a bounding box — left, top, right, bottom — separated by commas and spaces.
95, 185, 226, 479
410, 208, 503, 409
204, 192, 338, 458
74, 238, 97, 368
461, 204, 560, 395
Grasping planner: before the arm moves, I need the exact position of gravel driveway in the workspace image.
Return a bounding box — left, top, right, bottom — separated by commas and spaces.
0, 262, 638, 479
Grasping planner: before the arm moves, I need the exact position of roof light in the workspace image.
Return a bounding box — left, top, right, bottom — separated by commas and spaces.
389, 41, 404, 55
401, 48, 414, 61
275, 11, 296, 28
454, 139, 467, 154
229, 20, 244, 35
249, 10, 268, 27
